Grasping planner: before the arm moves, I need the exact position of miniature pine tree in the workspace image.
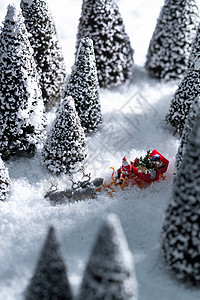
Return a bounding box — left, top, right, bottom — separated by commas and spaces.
161, 112, 200, 285
165, 55, 200, 136
25, 226, 73, 300
78, 214, 138, 300
0, 155, 11, 201
139, 150, 153, 169
20, 0, 66, 107
188, 22, 200, 69
145, 0, 199, 81
176, 96, 200, 171
76, 0, 134, 88
0, 5, 45, 160
42, 96, 87, 175
65, 37, 102, 132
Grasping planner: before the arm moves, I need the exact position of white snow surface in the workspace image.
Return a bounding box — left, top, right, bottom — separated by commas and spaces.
0, 0, 200, 299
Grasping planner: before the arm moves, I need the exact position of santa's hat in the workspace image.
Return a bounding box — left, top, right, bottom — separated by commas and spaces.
122, 156, 129, 166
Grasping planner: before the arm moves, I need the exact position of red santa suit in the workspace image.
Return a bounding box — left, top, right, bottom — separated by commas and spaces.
117, 157, 133, 178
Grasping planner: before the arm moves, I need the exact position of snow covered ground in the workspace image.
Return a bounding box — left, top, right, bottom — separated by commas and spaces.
0, 0, 200, 299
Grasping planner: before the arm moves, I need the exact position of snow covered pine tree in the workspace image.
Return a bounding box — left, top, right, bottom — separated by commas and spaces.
0, 5, 45, 160
25, 226, 73, 300
165, 54, 200, 136
78, 214, 138, 300
42, 96, 87, 175
0, 155, 11, 201
65, 37, 102, 132
20, 0, 66, 108
188, 22, 200, 69
176, 96, 200, 171
162, 111, 200, 285
76, 0, 134, 88
145, 0, 199, 81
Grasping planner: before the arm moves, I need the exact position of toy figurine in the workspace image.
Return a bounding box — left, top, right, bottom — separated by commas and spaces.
117, 157, 133, 179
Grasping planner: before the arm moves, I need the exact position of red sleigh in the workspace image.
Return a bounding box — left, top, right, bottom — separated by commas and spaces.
98, 150, 169, 196
130, 149, 169, 184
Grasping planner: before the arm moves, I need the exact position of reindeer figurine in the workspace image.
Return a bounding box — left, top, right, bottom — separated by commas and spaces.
44, 172, 104, 204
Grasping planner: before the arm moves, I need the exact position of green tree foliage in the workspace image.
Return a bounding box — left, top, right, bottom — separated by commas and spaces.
78, 214, 138, 300
42, 96, 87, 175
25, 226, 73, 300
76, 0, 134, 88
162, 112, 200, 285
146, 0, 199, 81
0, 5, 45, 160
21, 0, 67, 107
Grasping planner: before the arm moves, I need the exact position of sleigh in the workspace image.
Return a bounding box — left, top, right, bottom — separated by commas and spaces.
98, 150, 169, 196
130, 149, 169, 184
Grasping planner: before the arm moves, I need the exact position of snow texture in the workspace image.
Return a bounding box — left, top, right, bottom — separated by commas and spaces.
162, 111, 200, 284
0, 4, 46, 160
65, 37, 102, 133
1, 0, 200, 299
20, 0, 67, 107
25, 226, 73, 300
176, 96, 200, 171
76, 0, 134, 88
146, 0, 199, 81
165, 53, 200, 136
188, 22, 200, 69
78, 214, 138, 300
0, 155, 11, 201
42, 96, 87, 175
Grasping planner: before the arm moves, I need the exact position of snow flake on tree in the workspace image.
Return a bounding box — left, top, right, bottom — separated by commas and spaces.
42, 96, 87, 175
165, 53, 200, 136
188, 22, 200, 69
176, 96, 200, 171
0, 155, 11, 201
78, 214, 138, 300
76, 0, 134, 88
65, 37, 102, 132
25, 226, 73, 300
0, 5, 46, 160
20, 0, 67, 107
145, 0, 199, 81
162, 112, 200, 285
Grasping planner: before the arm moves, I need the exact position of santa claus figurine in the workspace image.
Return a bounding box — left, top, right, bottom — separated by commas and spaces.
117, 157, 133, 179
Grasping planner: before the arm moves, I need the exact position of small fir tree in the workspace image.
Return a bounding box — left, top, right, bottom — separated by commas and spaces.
161, 112, 200, 285
76, 0, 134, 88
78, 214, 138, 300
165, 55, 200, 136
0, 155, 11, 201
42, 96, 87, 175
25, 226, 73, 300
20, 0, 67, 107
176, 96, 200, 171
0, 5, 45, 160
65, 37, 102, 132
188, 22, 200, 69
145, 0, 199, 81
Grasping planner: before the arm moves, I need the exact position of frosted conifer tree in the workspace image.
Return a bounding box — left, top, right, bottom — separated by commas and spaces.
0, 156, 11, 201
78, 214, 138, 300
162, 112, 200, 285
65, 37, 102, 132
76, 0, 134, 88
20, 0, 66, 107
176, 96, 200, 171
42, 96, 87, 175
165, 55, 200, 136
0, 5, 45, 160
145, 0, 199, 81
188, 22, 200, 69
25, 226, 73, 300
